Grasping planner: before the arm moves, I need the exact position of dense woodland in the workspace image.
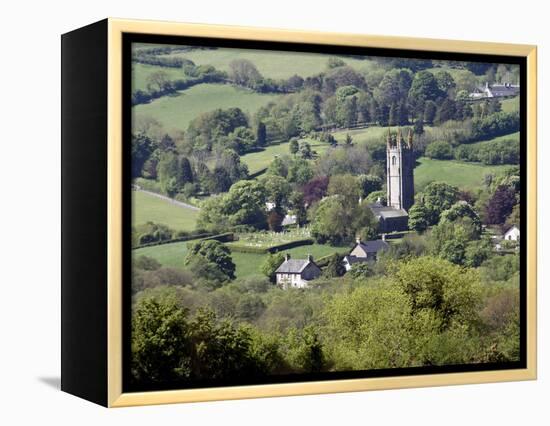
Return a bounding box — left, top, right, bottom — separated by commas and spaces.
130, 45, 521, 387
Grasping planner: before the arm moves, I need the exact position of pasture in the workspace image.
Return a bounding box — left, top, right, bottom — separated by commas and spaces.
414, 157, 509, 191
132, 190, 198, 231
133, 240, 191, 269
132, 63, 188, 92
133, 83, 281, 133
132, 237, 347, 279
163, 48, 374, 80
500, 96, 520, 113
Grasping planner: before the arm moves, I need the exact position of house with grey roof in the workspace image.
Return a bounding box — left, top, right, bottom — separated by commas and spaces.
470, 82, 520, 99
275, 253, 322, 289
343, 237, 390, 271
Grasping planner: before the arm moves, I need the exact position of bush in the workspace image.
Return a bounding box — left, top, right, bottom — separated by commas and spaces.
425, 141, 453, 160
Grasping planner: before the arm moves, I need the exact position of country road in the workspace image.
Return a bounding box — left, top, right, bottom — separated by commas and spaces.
133, 186, 200, 211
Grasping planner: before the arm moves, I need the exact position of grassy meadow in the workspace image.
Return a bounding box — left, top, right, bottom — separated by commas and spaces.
414, 157, 509, 191
133, 236, 348, 279
133, 83, 281, 133
131, 63, 188, 92
132, 191, 198, 231
162, 49, 374, 79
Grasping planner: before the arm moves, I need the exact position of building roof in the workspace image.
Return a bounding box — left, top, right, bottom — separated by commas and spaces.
504, 225, 520, 235
355, 239, 390, 253
488, 84, 519, 97
368, 203, 408, 219
343, 255, 367, 265
275, 259, 314, 274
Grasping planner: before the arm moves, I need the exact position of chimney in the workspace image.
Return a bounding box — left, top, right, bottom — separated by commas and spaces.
381, 234, 386, 241
307, 254, 313, 262
284, 253, 290, 261
356, 236, 361, 245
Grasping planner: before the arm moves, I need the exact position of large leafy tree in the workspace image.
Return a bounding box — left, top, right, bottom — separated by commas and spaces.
485, 185, 517, 225
261, 252, 285, 283
197, 180, 268, 231
408, 71, 444, 112
131, 134, 153, 178
310, 196, 378, 244
415, 182, 460, 226
184, 239, 236, 280
131, 294, 192, 384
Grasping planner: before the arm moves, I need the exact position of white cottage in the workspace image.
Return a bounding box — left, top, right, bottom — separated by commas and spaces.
275, 254, 322, 289
504, 225, 520, 242
343, 238, 390, 271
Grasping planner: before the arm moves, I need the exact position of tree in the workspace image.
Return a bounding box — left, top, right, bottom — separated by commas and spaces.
267, 156, 288, 177
288, 158, 314, 185
261, 252, 285, 282
423, 100, 437, 125
408, 202, 430, 232
388, 103, 398, 126
344, 133, 353, 146
408, 71, 444, 111
425, 141, 453, 160
208, 166, 232, 193
289, 138, 299, 155
179, 156, 193, 184
327, 174, 361, 208
261, 174, 292, 208
299, 141, 313, 159
185, 239, 236, 280
413, 117, 425, 135
310, 196, 377, 244
157, 152, 181, 197
131, 134, 153, 178
198, 180, 268, 231
393, 256, 481, 329
256, 121, 267, 146
228, 59, 263, 88
485, 185, 517, 225
289, 191, 308, 226
146, 71, 171, 93
436, 99, 457, 124
267, 210, 285, 232
131, 293, 191, 383
440, 201, 482, 237
416, 182, 460, 225
327, 57, 346, 68
324, 254, 346, 278
357, 174, 382, 198
302, 176, 329, 205
435, 70, 456, 93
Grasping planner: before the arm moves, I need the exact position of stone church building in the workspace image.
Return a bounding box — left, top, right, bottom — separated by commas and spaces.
368, 129, 415, 233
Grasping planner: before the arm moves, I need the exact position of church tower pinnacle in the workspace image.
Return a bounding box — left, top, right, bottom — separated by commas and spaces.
386, 128, 415, 212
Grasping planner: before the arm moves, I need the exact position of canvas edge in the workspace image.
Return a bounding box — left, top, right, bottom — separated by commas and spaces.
105, 18, 537, 408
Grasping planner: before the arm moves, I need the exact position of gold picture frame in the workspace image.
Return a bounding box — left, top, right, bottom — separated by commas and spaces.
62, 17, 537, 407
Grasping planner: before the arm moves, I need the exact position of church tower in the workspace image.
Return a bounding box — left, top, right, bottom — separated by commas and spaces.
386, 128, 414, 212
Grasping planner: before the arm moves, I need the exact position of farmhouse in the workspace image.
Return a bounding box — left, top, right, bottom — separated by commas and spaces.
367, 129, 414, 233
504, 225, 520, 242
470, 82, 520, 99
275, 253, 322, 289
343, 238, 390, 271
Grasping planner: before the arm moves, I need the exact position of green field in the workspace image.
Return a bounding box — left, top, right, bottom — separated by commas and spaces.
500, 96, 520, 113
133, 239, 346, 279
414, 157, 509, 191
163, 48, 374, 80
133, 83, 281, 133
133, 240, 191, 268
132, 63, 188, 92
470, 131, 520, 147
240, 142, 292, 174
132, 191, 198, 231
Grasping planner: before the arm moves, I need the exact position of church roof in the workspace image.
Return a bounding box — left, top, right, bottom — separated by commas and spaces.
368, 203, 408, 219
